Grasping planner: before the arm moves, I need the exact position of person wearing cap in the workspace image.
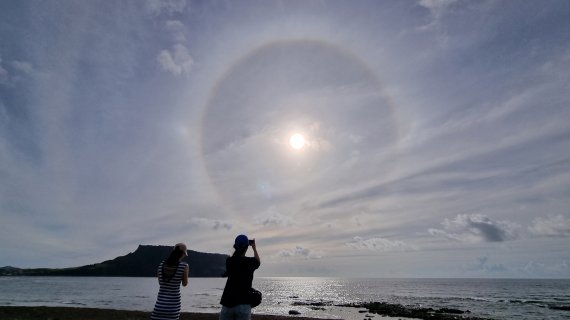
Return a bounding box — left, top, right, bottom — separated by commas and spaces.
151, 243, 190, 320
219, 235, 261, 320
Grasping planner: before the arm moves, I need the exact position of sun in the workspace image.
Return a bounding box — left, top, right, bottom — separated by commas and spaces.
289, 133, 306, 150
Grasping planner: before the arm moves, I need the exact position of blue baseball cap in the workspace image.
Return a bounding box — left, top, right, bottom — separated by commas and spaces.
234, 234, 249, 248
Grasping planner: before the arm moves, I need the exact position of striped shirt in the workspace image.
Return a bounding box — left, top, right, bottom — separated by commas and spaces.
151, 261, 187, 320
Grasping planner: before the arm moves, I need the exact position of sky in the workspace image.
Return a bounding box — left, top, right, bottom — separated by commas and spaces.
1, 0, 569, 278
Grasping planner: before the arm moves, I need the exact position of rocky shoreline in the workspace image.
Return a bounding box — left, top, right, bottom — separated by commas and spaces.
291, 300, 494, 320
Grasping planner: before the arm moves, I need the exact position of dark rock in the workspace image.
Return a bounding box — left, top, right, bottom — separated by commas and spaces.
549, 305, 570, 311
289, 310, 301, 315
333, 301, 493, 320
436, 308, 465, 314
292, 301, 332, 307
309, 307, 326, 311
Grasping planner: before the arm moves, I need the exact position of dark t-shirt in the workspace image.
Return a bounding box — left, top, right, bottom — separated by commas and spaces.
220, 256, 260, 307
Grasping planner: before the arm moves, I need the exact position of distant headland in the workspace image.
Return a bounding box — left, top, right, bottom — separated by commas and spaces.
0, 245, 228, 277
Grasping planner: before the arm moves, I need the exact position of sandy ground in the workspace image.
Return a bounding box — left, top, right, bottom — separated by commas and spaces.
0, 306, 330, 320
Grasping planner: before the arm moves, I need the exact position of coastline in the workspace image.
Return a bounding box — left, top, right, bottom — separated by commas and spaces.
2, 278, 566, 320
0, 306, 326, 320
0, 304, 492, 320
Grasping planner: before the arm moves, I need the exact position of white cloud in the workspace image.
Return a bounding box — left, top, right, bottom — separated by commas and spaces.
521, 260, 569, 276
0, 57, 36, 84
415, 0, 462, 45
0, 101, 7, 124
528, 214, 570, 237
466, 256, 507, 273
0, 57, 8, 85
418, 0, 459, 13
165, 20, 186, 42
351, 215, 362, 227
11, 61, 34, 75
255, 208, 294, 227
429, 214, 521, 243
277, 246, 323, 260
165, 20, 184, 30
190, 217, 232, 231
346, 236, 416, 252
145, 0, 187, 15
157, 44, 194, 76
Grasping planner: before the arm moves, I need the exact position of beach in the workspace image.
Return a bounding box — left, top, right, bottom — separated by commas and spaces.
0, 306, 325, 320
0, 304, 494, 320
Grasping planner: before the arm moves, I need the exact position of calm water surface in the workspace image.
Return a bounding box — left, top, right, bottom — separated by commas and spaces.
0, 277, 569, 320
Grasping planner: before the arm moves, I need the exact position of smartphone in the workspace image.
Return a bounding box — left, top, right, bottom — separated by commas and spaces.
248, 239, 254, 246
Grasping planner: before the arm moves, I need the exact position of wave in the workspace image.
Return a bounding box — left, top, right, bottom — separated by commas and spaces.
370, 293, 568, 307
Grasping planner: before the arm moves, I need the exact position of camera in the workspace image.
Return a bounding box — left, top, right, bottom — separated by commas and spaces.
249, 239, 255, 246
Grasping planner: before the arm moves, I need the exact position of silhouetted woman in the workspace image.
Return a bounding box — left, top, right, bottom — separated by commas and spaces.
220, 235, 260, 320
151, 243, 189, 320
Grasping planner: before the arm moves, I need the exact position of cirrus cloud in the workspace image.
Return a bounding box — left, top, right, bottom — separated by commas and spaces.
189, 217, 232, 231
277, 246, 323, 260
254, 208, 294, 228
346, 236, 416, 252
528, 214, 570, 238
145, 0, 187, 16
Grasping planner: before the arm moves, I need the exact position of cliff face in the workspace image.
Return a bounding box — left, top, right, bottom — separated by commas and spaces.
0, 245, 228, 277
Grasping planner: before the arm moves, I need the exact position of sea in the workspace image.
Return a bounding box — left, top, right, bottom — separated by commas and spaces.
0, 277, 568, 320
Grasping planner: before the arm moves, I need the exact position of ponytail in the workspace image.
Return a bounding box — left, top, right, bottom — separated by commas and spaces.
165, 246, 186, 266
161, 246, 186, 282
